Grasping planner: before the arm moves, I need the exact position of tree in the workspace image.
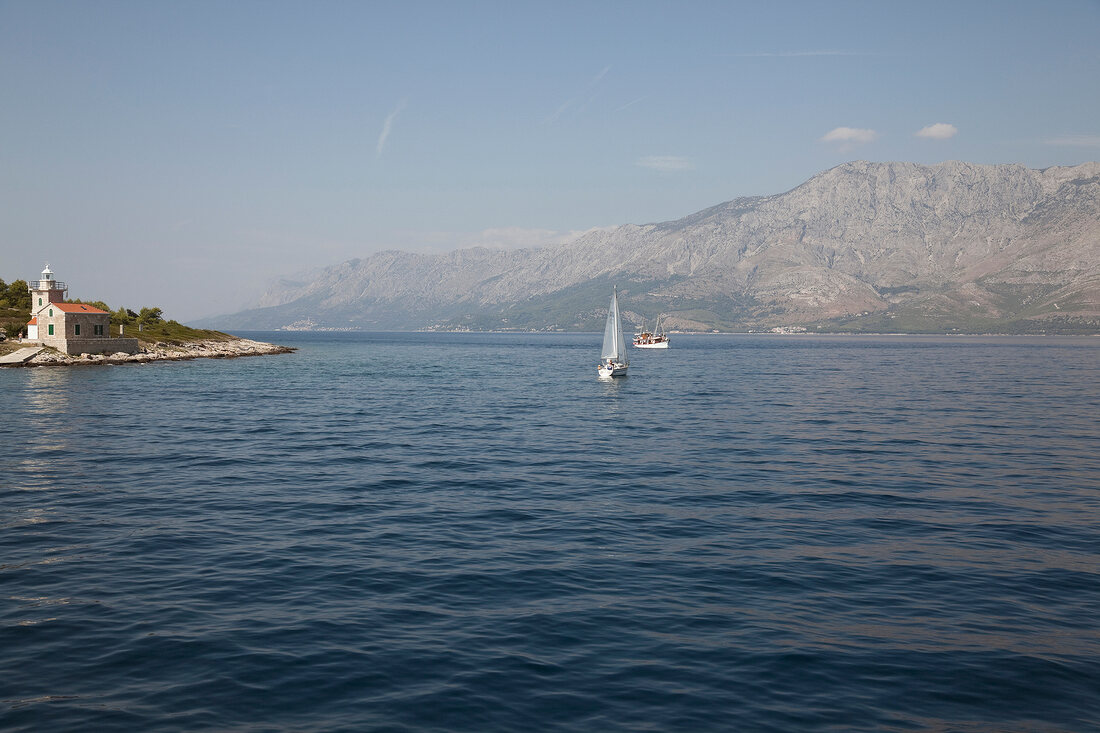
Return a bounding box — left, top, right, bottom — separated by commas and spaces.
112, 307, 135, 325
6, 280, 30, 311
137, 306, 164, 325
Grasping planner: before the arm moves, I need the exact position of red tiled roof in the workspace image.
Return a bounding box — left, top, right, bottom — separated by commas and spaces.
53, 303, 109, 314
27, 317, 37, 325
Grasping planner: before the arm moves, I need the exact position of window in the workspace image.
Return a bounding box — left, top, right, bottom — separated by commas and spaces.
48, 324, 54, 336
75, 324, 81, 336
38, 297, 42, 306
94, 324, 103, 336
49, 308, 53, 317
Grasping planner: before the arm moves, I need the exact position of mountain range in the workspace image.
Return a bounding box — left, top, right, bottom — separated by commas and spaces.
198, 160, 1100, 334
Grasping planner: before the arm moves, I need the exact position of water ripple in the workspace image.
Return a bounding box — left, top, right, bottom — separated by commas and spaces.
2, 333, 1098, 731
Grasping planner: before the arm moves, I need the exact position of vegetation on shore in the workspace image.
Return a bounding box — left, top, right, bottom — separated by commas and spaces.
68, 301, 234, 345
0, 279, 32, 349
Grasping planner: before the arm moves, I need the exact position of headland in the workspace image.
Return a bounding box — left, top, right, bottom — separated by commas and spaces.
0, 335, 294, 368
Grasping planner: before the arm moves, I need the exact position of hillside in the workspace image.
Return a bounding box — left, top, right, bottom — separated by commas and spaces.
197, 160, 1100, 334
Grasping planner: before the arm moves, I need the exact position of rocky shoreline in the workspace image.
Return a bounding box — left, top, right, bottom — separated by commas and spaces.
6, 338, 295, 367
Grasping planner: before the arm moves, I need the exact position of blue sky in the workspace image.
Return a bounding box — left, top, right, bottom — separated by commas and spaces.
2, 0, 1098, 320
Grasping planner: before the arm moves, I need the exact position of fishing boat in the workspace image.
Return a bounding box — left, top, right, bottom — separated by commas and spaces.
597, 287, 629, 378
633, 314, 670, 349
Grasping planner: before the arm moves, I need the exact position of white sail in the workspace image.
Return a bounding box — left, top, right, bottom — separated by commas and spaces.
601, 288, 628, 364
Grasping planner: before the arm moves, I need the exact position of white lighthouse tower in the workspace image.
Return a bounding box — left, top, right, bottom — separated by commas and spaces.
31, 264, 67, 309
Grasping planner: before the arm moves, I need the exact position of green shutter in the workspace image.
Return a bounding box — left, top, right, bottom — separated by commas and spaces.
48, 324, 54, 335
75, 324, 81, 335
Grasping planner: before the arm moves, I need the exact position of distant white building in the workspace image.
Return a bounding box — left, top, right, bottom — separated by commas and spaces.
25, 264, 140, 355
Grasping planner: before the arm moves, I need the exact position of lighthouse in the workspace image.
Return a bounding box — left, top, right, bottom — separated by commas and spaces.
23, 263, 138, 355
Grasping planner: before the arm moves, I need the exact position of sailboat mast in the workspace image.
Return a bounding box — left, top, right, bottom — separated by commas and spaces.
614, 287, 627, 365
611, 287, 619, 358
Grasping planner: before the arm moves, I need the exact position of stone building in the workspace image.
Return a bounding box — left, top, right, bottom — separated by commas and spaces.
25, 265, 140, 355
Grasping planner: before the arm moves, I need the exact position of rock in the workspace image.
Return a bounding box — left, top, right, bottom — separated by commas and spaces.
20, 338, 294, 368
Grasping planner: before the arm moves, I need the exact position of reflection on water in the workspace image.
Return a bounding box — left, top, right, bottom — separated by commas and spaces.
25, 367, 74, 412
14, 369, 79, 489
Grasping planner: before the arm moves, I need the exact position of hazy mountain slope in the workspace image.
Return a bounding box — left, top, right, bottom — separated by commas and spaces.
199, 161, 1100, 333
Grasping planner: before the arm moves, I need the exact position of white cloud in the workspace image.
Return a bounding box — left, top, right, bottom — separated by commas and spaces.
1043, 135, 1100, 148
636, 155, 694, 171
391, 226, 607, 254
736, 50, 874, 58
548, 65, 611, 123
821, 127, 878, 144
376, 99, 407, 156
469, 226, 586, 249
548, 99, 575, 124
915, 123, 958, 140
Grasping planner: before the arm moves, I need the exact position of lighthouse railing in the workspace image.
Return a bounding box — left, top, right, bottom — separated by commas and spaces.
29, 280, 67, 291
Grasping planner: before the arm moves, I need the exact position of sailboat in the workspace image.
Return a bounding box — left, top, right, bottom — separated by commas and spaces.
633, 314, 670, 349
597, 287, 629, 378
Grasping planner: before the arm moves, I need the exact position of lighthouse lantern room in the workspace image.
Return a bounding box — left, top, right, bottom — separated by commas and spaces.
31, 264, 67, 309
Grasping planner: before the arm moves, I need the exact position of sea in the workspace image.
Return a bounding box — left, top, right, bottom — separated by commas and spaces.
2, 331, 1099, 732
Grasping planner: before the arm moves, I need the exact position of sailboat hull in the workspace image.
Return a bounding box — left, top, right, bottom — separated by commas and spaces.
633, 340, 669, 349
597, 363, 628, 378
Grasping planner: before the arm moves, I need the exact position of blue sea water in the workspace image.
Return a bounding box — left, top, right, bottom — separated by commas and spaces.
2, 332, 1099, 732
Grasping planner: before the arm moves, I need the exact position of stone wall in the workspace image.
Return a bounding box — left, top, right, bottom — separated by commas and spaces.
62, 311, 111, 339
60, 337, 141, 355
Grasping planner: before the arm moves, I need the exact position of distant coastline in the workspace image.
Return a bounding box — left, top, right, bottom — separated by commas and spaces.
268, 326, 1099, 337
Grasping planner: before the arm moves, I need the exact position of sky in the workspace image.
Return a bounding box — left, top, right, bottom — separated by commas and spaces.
2, 0, 1098, 321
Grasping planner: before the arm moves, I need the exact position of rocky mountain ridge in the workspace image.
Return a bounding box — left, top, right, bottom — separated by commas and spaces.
200, 160, 1100, 334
